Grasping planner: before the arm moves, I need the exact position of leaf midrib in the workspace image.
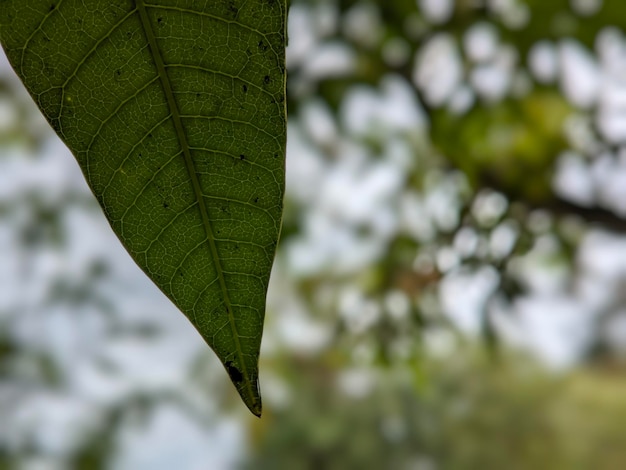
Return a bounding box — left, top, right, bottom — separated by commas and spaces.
135, 0, 256, 411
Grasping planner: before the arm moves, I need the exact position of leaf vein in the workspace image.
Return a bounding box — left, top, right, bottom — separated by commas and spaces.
138, 201, 199, 257
166, 63, 279, 103
82, 75, 161, 166
135, 0, 258, 413
101, 113, 173, 194
188, 146, 276, 177
19, 0, 66, 74
179, 114, 280, 143
142, 2, 280, 65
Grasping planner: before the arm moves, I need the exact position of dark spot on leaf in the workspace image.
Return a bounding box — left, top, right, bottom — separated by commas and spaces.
148, 133, 153, 138
115, 69, 121, 76
163, 202, 169, 209
239, 154, 245, 160
258, 40, 267, 52
253, 197, 259, 203
49, 3, 56, 11
225, 361, 243, 383
264, 75, 270, 85
242, 84, 248, 93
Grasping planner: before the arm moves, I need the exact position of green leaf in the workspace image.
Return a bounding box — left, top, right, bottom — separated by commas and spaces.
0, 0, 286, 416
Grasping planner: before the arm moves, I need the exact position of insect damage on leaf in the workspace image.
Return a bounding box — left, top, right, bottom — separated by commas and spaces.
226, 361, 244, 383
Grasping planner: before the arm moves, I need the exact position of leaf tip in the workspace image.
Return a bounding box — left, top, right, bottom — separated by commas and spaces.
241, 379, 263, 418
225, 360, 263, 417
250, 401, 263, 418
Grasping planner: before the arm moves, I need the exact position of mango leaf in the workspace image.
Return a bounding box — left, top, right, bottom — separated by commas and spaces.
0, 0, 286, 416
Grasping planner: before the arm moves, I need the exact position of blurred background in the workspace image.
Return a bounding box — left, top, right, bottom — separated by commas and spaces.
3, 0, 626, 468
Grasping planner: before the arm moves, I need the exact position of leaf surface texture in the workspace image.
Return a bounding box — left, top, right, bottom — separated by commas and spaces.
0, 0, 287, 416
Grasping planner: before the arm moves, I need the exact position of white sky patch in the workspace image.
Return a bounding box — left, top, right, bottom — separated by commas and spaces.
580, 231, 618, 275
470, 60, 510, 102
529, 41, 559, 83
489, 221, 519, 260
285, 124, 327, 205
470, 45, 517, 102
489, 0, 530, 29
343, 2, 382, 48
313, 2, 339, 37
595, 30, 626, 143
400, 192, 436, 242
514, 295, 595, 369
301, 99, 338, 147
418, 0, 454, 24
339, 287, 382, 334
553, 151, 595, 206
559, 39, 600, 108
597, 107, 626, 143
602, 312, 626, 358
286, 5, 318, 68
337, 368, 376, 399
0, 97, 17, 131
425, 177, 465, 232
439, 266, 500, 336
287, 76, 419, 276
464, 22, 499, 63
286, 147, 403, 276
302, 42, 356, 80
448, 85, 475, 115
272, 291, 332, 355
590, 153, 626, 216
414, 33, 463, 107
0, 139, 83, 204
0, 224, 21, 313
341, 75, 427, 137
511, 236, 570, 295
596, 27, 626, 75
8, 392, 100, 457
113, 406, 244, 470
454, 226, 479, 259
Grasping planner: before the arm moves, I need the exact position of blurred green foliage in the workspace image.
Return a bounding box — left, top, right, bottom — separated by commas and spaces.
248, 353, 626, 469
